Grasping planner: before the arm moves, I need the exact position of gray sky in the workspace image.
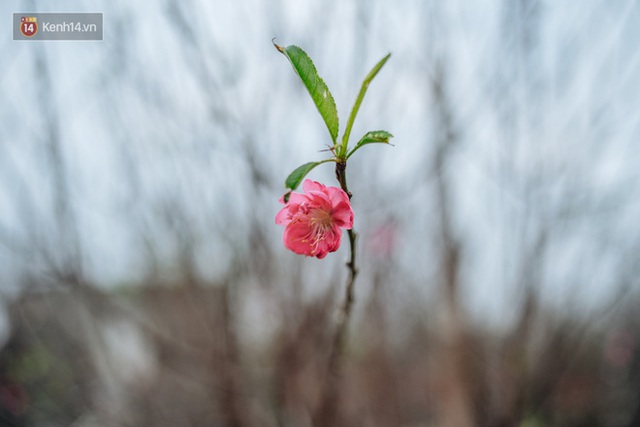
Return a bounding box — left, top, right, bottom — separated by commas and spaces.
2, 0, 640, 327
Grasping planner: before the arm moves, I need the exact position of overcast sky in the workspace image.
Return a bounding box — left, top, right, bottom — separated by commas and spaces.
2, 0, 640, 327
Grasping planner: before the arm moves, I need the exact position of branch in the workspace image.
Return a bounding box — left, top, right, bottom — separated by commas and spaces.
313, 161, 358, 426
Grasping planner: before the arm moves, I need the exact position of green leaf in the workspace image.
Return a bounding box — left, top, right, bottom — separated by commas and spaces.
275, 43, 339, 143
339, 53, 391, 158
285, 161, 322, 192
282, 158, 337, 201
346, 130, 394, 160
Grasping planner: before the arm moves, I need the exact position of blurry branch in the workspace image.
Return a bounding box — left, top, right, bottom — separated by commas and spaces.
272, 288, 333, 426
360, 256, 402, 425
34, 48, 84, 285
526, 267, 637, 418
156, 7, 265, 426
0, 220, 23, 254
163, 0, 233, 129
154, 196, 200, 287
508, 228, 546, 356
218, 277, 253, 427
429, 61, 476, 427
0, 151, 26, 242
0, 129, 56, 272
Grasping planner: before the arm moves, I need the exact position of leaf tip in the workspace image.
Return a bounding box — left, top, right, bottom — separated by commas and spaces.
272, 38, 285, 53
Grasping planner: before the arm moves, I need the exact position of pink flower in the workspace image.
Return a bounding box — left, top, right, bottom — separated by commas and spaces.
276, 179, 354, 259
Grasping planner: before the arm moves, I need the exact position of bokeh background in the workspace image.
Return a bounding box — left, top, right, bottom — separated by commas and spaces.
1, 0, 640, 426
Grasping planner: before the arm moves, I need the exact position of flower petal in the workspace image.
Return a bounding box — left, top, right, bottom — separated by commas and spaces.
326, 185, 350, 207
283, 220, 313, 255
275, 206, 292, 225
302, 179, 325, 193
331, 202, 354, 229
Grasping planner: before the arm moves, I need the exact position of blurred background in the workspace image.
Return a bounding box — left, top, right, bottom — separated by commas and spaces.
1, 0, 640, 426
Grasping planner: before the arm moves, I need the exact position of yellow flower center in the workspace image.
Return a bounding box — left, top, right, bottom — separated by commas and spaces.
306, 209, 333, 253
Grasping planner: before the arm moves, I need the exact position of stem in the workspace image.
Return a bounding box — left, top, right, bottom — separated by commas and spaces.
334, 161, 352, 198
313, 161, 358, 426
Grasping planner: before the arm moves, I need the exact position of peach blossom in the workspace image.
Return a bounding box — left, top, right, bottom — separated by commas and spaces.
276, 180, 354, 258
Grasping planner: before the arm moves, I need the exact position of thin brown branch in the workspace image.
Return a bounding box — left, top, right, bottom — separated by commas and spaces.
312, 161, 358, 427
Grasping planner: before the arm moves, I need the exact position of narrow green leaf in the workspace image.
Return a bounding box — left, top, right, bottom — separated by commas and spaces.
285, 161, 322, 192
275, 43, 339, 143
339, 53, 391, 157
363, 53, 392, 85
346, 130, 394, 160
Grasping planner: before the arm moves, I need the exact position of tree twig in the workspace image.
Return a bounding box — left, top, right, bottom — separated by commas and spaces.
313, 161, 358, 426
